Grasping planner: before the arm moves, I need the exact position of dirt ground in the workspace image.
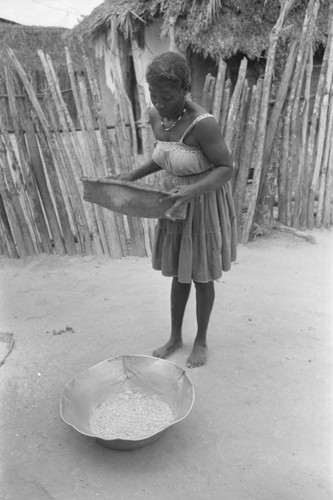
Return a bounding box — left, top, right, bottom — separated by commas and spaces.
0, 228, 332, 500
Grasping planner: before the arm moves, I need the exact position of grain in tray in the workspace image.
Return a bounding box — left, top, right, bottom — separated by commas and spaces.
89, 390, 174, 439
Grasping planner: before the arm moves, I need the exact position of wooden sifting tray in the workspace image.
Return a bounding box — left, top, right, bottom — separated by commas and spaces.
82, 177, 187, 220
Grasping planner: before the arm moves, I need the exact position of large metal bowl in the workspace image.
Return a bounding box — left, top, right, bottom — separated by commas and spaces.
60, 355, 195, 451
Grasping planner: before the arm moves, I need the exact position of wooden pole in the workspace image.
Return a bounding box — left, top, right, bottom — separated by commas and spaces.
77, 73, 123, 257
233, 80, 263, 234
65, 48, 104, 255
77, 75, 106, 173
39, 53, 85, 247
0, 112, 38, 257
273, 220, 316, 244
220, 79, 231, 137
292, 45, 313, 227
282, 9, 317, 226
65, 48, 100, 177
257, 41, 298, 229
127, 33, 155, 252
322, 76, 333, 228
300, 14, 331, 227
289, 0, 320, 227
129, 35, 156, 256
38, 50, 93, 254
242, 0, 297, 243
81, 46, 128, 257
24, 114, 66, 254
231, 80, 249, 179
202, 73, 216, 113
7, 48, 76, 254
278, 109, 290, 225
308, 16, 333, 228
316, 60, 333, 226
262, 40, 298, 167
4, 68, 52, 253
113, 97, 146, 257
322, 119, 333, 228
33, 116, 77, 255
130, 36, 154, 161
81, 48, 117, 173
224, 58, 247, 152
212, 59, 227, 124
0, 193, 18, 257
0, 131, 32, 256
0, 121, 38, 255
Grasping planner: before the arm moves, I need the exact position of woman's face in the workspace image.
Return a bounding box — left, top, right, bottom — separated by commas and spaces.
149, 81, 186, 119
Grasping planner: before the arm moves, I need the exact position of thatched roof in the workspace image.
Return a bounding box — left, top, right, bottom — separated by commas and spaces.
73, 0, 330, 60
0, 23, 87, 74
0, 18, 20, 25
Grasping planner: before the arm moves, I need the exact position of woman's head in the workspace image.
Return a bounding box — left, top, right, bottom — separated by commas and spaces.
146, 52, 191, 92
146, 52, 191, 119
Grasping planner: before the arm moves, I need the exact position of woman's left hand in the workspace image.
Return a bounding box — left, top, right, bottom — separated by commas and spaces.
162, 186, 195, 220
164, 185, 195, 202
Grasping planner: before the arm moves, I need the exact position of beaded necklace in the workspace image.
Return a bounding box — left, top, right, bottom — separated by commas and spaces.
160, 101, 187, 131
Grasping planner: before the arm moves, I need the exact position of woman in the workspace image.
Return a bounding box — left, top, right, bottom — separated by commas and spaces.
118, 52, 237, 368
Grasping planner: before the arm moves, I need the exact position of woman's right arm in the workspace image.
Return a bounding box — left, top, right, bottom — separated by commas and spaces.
114, 159, 161, 181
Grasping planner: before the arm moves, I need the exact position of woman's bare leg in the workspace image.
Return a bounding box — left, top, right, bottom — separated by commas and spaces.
153, 277, 191, 358
187, 281, 215, 368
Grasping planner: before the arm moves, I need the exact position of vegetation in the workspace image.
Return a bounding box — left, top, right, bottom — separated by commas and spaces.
74, 0, 330, 59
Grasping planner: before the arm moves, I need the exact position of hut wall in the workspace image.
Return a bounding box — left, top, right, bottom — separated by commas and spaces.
91, 20, 187, 137
92, 20, 269, 113
93, 19, 170, 121
137, 19, 170, 103
94, 35, 124, 127
189, 52, 217, 104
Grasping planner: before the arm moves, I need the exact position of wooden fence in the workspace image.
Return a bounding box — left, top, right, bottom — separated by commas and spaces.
0, 2, 332, 258
203, 0, 333, 241
0, 47, 151, 258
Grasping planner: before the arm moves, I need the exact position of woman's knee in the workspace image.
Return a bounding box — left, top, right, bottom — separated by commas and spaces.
193, 280, 214, 290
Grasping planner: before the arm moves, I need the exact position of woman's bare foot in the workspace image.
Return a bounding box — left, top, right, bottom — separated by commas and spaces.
152, 338, 183, 359
186, 342, 207, 368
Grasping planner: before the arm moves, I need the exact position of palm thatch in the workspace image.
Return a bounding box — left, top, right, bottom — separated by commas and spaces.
73, 0, 330, 60
0, 18, 20, 25
0, 24, 87, 74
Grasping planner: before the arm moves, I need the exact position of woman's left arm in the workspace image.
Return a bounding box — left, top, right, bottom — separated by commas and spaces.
167, 118, 233, 202
189, 117, 233, 196
163, 118, 233, 219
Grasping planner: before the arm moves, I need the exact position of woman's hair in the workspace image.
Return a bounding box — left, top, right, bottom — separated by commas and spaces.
146, 51, 191, 90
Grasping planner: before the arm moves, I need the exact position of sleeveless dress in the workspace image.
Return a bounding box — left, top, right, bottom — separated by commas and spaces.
151, 113, 237, 284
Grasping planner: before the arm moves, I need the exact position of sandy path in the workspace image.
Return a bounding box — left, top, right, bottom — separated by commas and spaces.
0, 229, 332, 500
